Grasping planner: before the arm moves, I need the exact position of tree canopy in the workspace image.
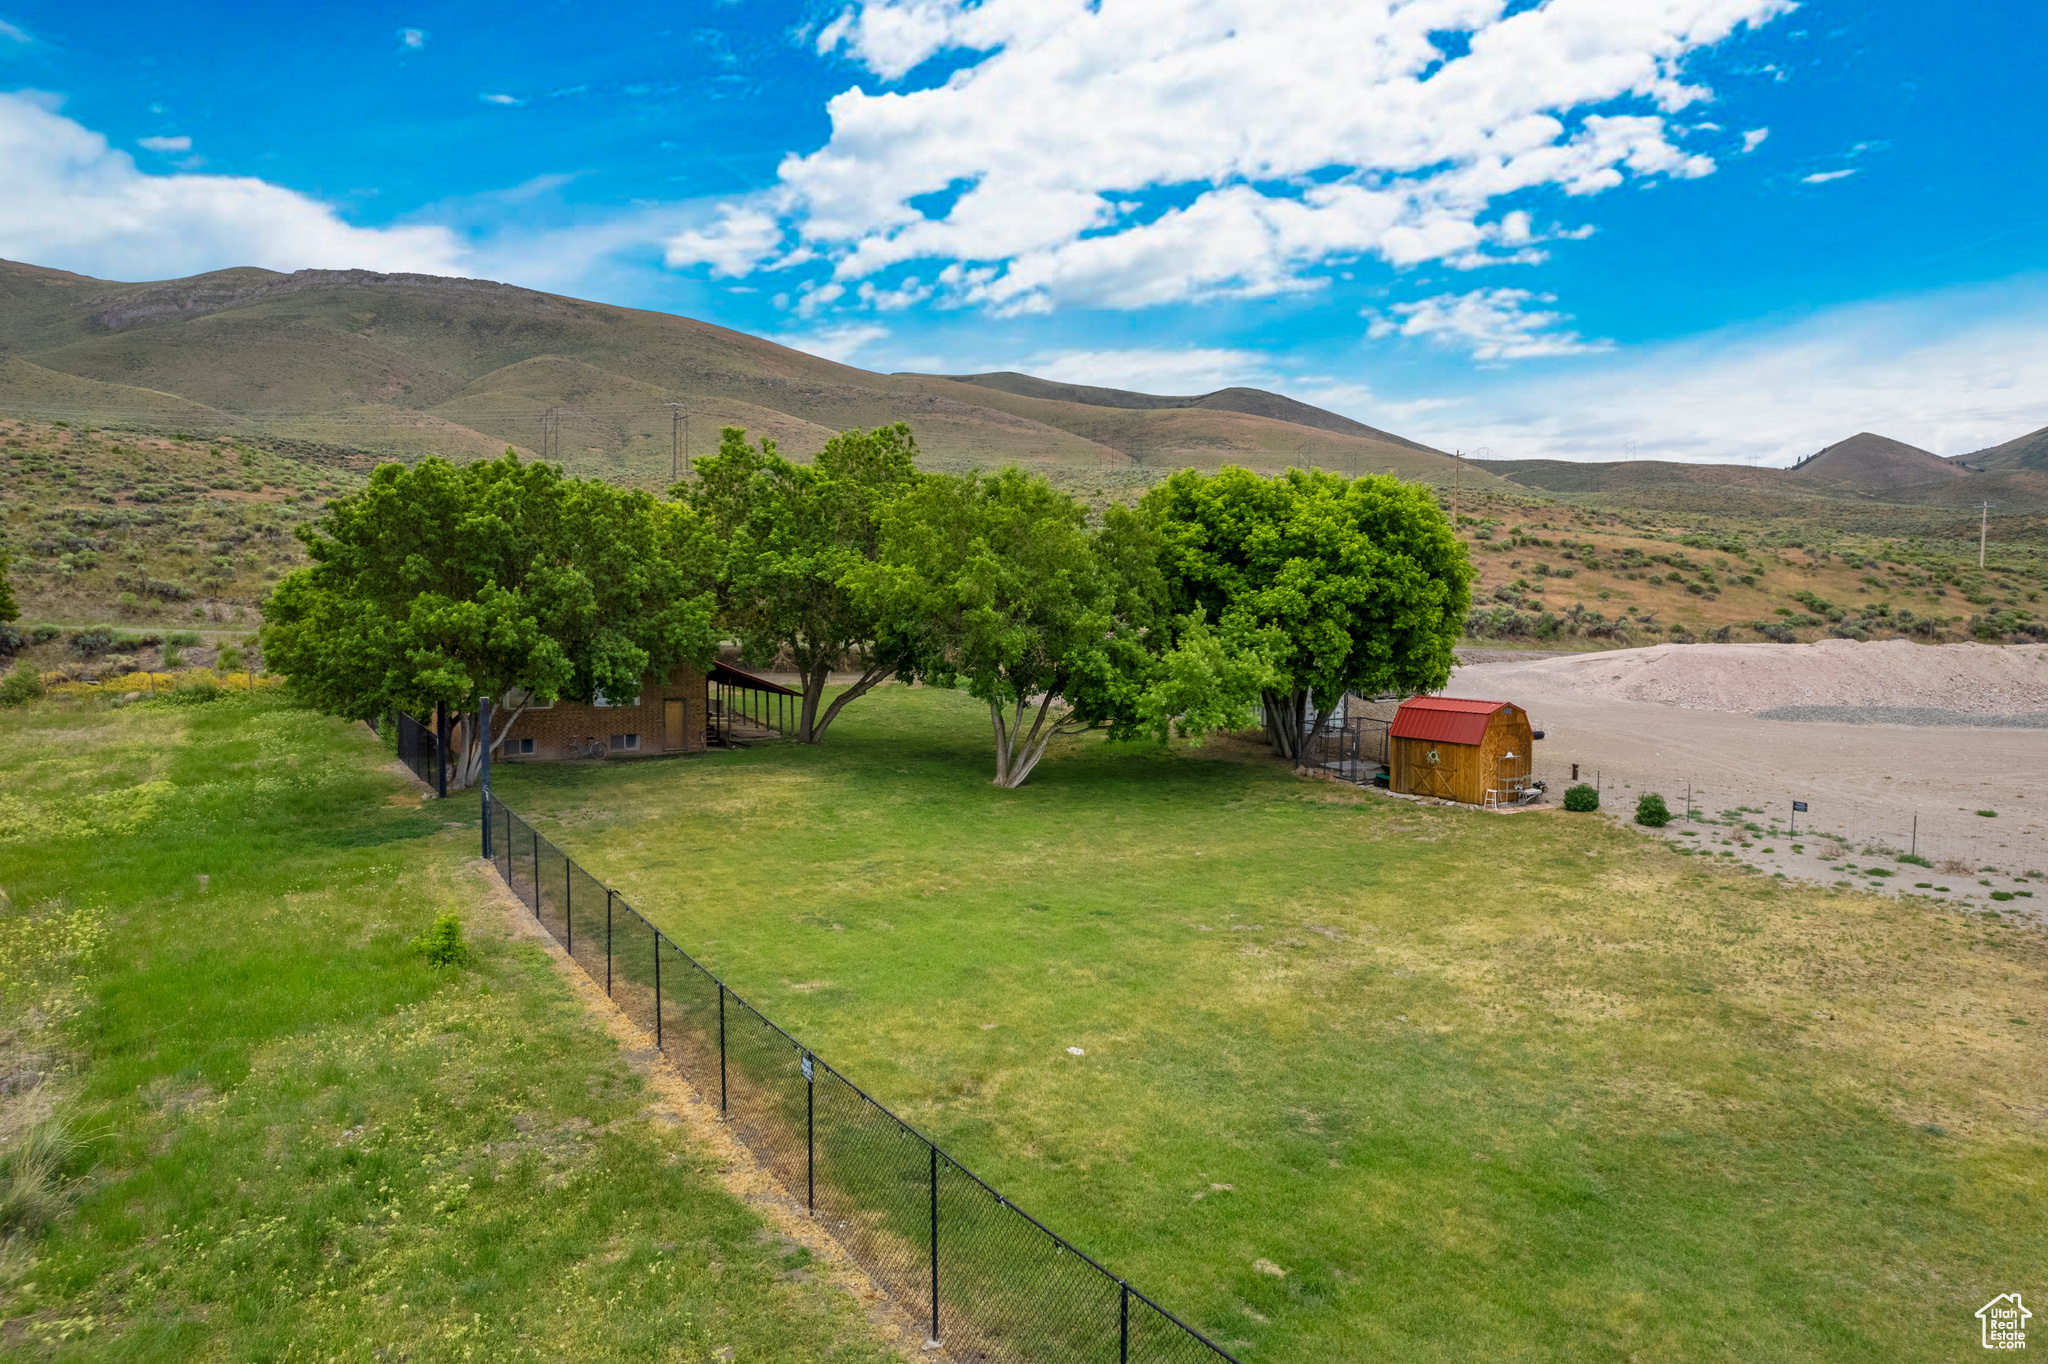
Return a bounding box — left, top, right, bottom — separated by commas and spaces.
1142, 466, 1472, 758
0, 552, 17, 624
854, 466, 1276, 787
261, 452, 719, 785
687, 423, 921, 743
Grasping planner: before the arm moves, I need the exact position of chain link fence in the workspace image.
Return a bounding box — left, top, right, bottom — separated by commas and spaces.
389, 707, 443, 791
485, 791, 1239, 1363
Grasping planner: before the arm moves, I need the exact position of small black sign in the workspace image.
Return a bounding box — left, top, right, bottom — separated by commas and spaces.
1792, 801, 1809, 812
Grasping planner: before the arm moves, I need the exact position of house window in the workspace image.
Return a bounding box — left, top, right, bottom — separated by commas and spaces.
594, 687, 642, 708
610, 733, 640, 751
509, 737, 536, 755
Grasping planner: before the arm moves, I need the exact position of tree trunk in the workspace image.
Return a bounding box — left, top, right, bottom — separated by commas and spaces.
989, 692, 1061, 789
448, 702, 527, 790
1261, 688, 1309, 760
797, 662, 828, 743
810, 658, 895, 744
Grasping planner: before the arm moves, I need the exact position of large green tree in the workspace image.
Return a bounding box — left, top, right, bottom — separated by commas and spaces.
854, 467, 1276, 788
687, 423, 921, 743
1143, 465, 1473, 759
262, 452, 719, 787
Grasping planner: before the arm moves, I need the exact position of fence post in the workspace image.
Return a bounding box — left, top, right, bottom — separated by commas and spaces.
928, 1144, 940, 1348
436, 701, 449, 799
605, 889, 613, 996
565, 859, 573, 956
1120, 1283, 1129, 1363
718, 984, 727, 1115
479, 697, 492, 859
805, 1053, 815, 1213
532, 829, 541, 916
653, 923, 663, 1050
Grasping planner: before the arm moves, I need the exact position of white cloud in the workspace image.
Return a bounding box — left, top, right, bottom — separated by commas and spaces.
1367, 287, 1611, 361
0, 17, 30, 43
767, 322, 889, 364
673, 0, 1791, 313
397, 27, 428, 48
665, 204, 785, 276
1802, 168, 1856, 184
0, 91, 468, 280
1741, 126, 1769, 152
479, 92, 522, 106
1385, 279, 2048, 464
137, 134, 191, 153
1021, 346, 1277, 393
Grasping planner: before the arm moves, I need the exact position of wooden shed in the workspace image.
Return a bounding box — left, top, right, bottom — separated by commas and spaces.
1387, 697, 1537, 806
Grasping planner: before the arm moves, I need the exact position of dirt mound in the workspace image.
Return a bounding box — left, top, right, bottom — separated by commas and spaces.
1457, 640, 2048, 717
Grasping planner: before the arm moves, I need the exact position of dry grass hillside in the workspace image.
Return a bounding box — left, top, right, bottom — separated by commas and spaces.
1449, 486, 2048, 649
0, 259, 1473, 488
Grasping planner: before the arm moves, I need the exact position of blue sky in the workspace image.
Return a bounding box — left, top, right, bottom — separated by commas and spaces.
1, 0, 2042, 463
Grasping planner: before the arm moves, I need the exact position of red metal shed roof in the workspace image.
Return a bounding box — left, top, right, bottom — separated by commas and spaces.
1388, 696, 1516, 747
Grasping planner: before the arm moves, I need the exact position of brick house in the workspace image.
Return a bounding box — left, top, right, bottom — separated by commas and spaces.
492, 660, 798, 761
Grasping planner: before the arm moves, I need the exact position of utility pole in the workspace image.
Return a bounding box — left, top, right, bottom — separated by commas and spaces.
1977, 501, 1993, 569
1453, 449, 1461, 525
663, 402, 684, 482
540, 406, 563, 462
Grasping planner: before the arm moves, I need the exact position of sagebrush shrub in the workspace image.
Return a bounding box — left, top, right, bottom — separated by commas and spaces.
0, 663, 44, 707
1563, 783, 1599, 812
1635, 793, 1672, 827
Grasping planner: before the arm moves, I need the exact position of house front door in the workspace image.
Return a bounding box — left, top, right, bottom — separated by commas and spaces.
663, 699, 686, 750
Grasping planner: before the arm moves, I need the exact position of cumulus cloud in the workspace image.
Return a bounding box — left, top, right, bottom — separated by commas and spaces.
1801, 168, 1856, 184
673, 0, 1789, 313
1367, 288, 1611, 361
397, 27, 428, 48
137, 134, 191, 153
767, 322, 889, 364
1388, 279, 2048, 464
1741, 126, 1769, 152
665, 204, 784, 277
479, 92, 522, 106
1023, 347, 1277, 393
0, 92, 468, 280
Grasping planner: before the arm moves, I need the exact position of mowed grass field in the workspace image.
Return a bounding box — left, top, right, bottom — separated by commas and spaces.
0, 694, 891, 1362
491, 684, 2048, 1361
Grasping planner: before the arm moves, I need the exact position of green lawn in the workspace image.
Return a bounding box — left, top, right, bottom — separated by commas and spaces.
491, 682, 2048, 1361
0, 693, 891, 1362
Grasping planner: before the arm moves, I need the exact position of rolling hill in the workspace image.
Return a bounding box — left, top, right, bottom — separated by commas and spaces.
1785, 432, 1966, 489
0, 259, 1475, 489
1956, 423, 2048, 473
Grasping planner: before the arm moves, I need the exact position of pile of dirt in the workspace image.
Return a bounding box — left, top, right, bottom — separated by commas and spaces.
1458, 640, 2048, 717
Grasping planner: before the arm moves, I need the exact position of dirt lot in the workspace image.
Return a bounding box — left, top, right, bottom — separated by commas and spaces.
1445, 642, 2048, 916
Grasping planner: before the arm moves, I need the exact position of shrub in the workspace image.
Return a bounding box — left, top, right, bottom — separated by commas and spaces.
166, 630, 201, 646
160, 643, 184, 669
1975, 809, 1997, 818
1563, 783, 1599, 812
1635, 793, 1672, 828
1990, 891, 2016, 902
166, 674, 220, 705
68, 626, 118, 657
216, 644, 243, 672
1896, 853, 1933, 868
0, 662, 44, 706
415, 911, 472, 968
